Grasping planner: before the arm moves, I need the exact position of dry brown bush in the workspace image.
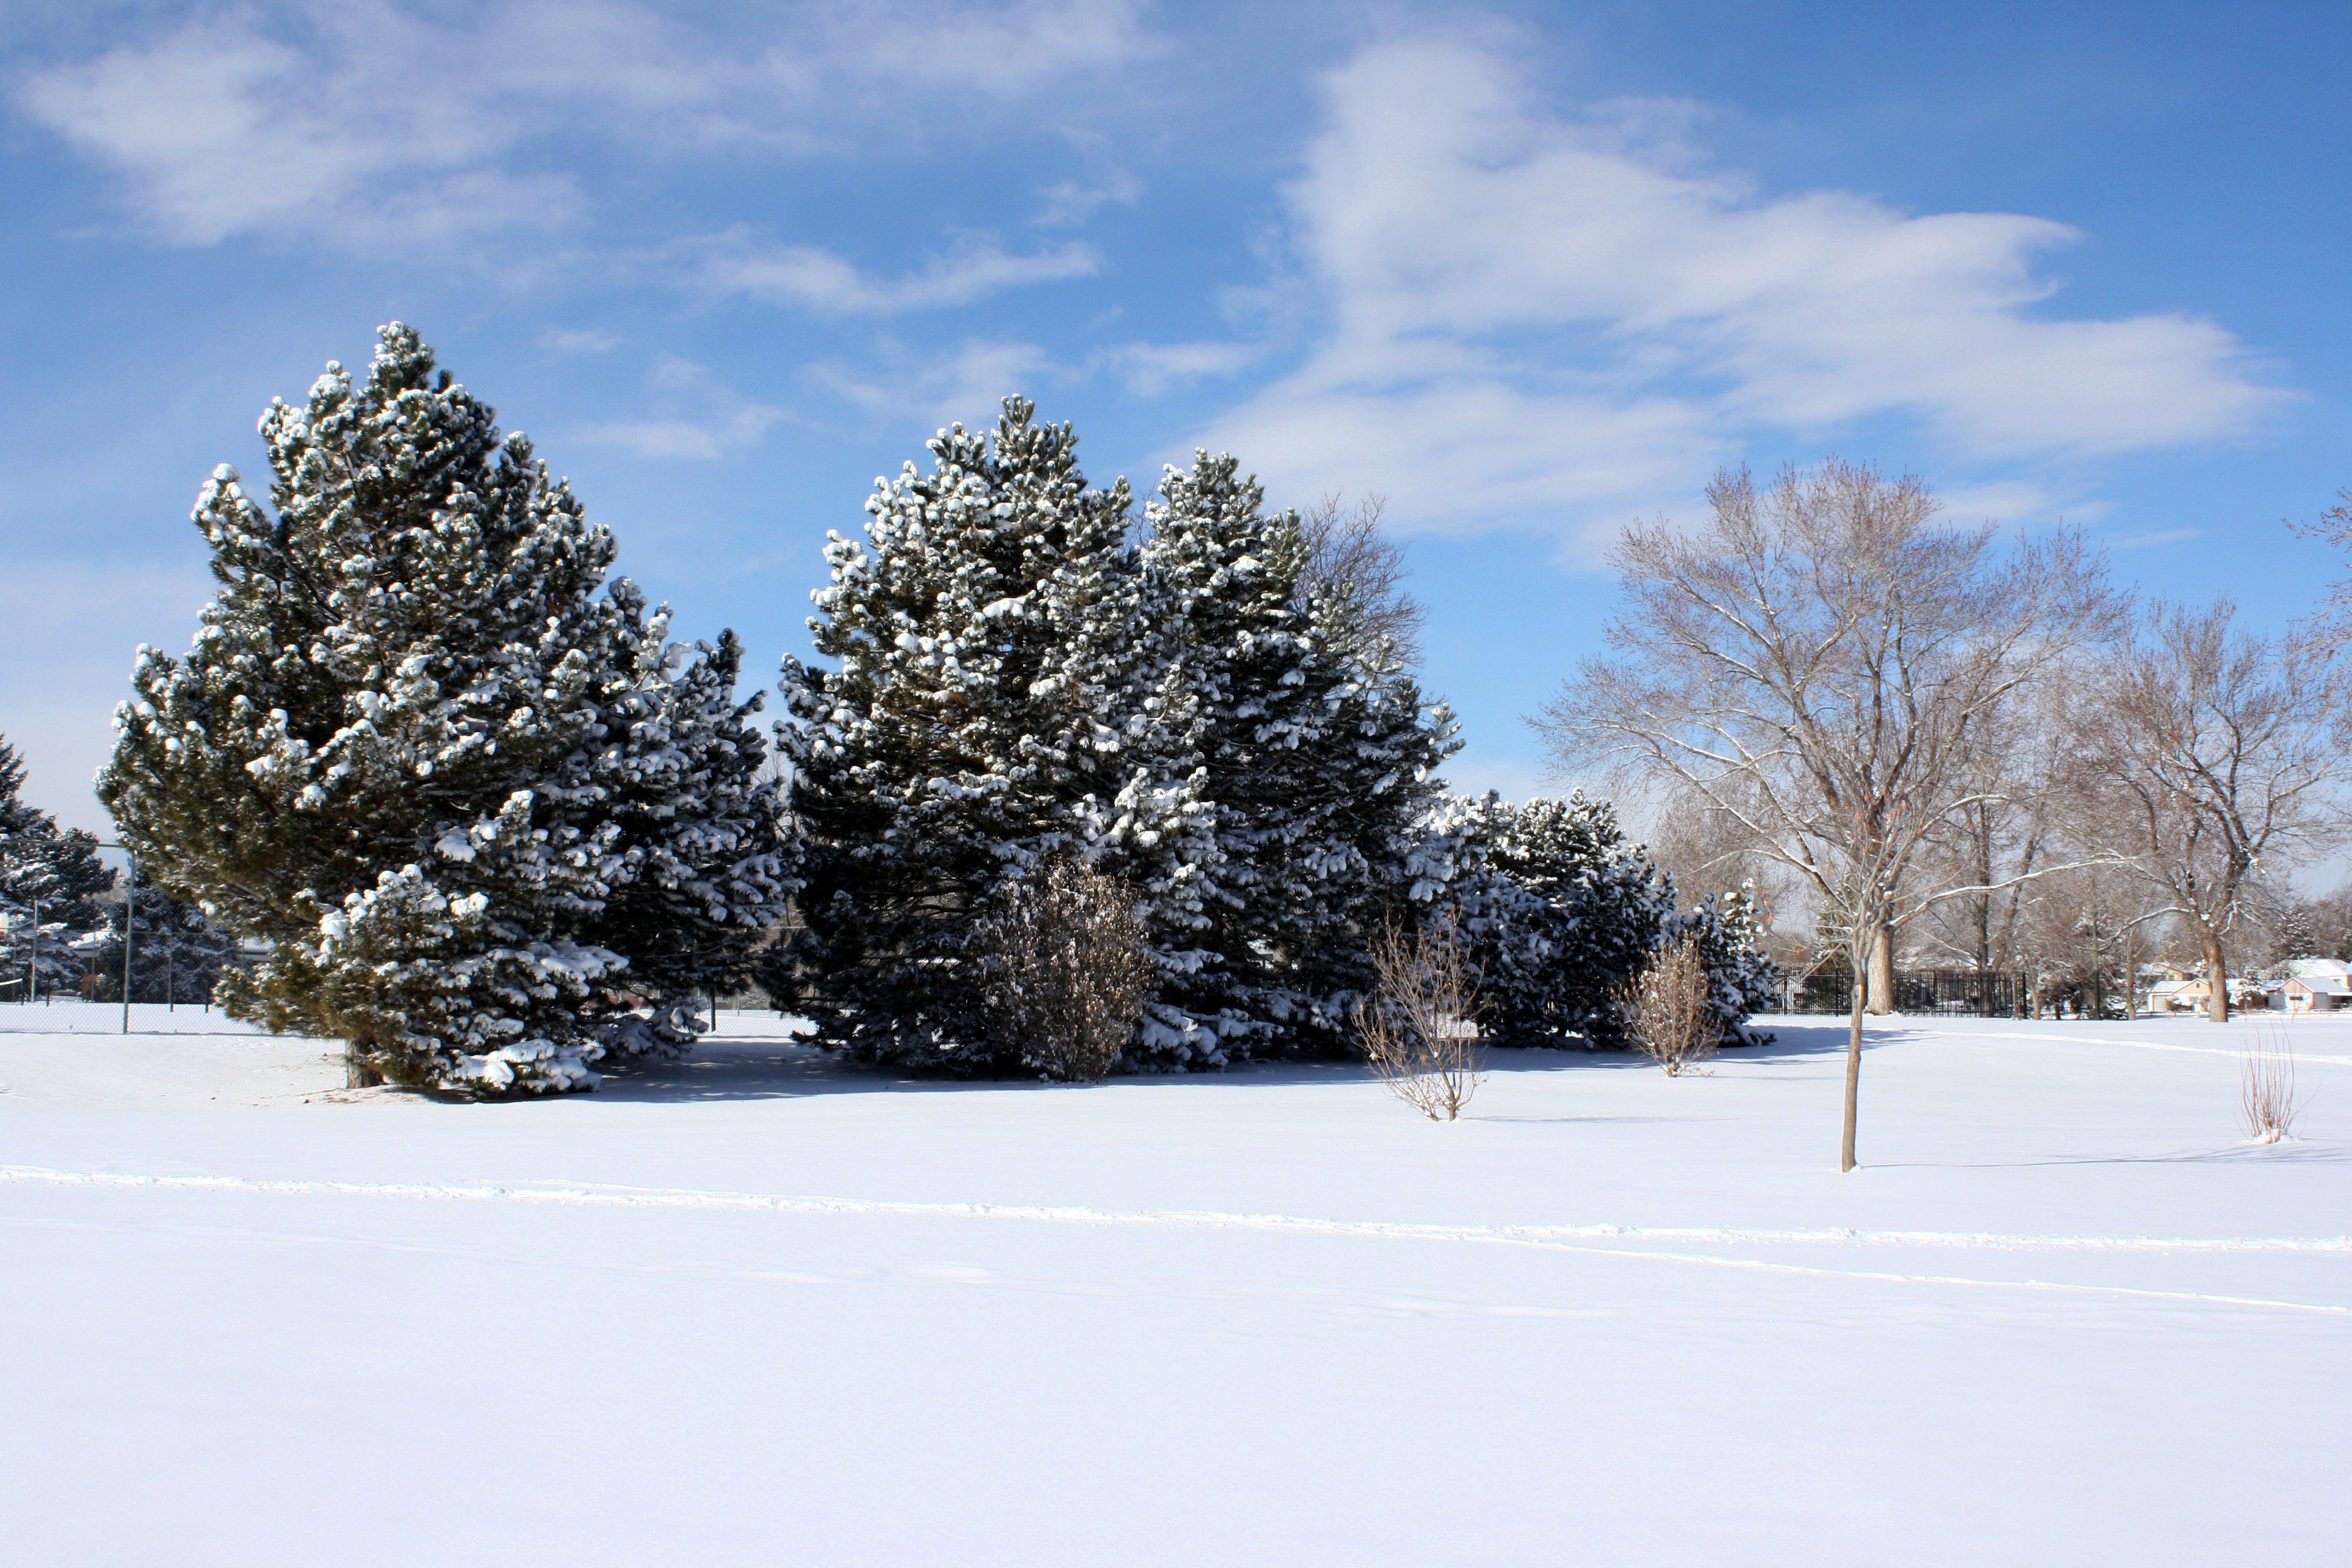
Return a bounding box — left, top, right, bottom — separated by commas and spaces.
1357, 910, 1485, 1120
1620, 933, 1721, 1076
973, 860, 1152, 1083
2240, 1024, 2305, 1143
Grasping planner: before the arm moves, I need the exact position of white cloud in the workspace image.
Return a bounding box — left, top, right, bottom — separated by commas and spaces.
2111, 527, 2204, 549
577, 356, 783, 460
699, 237, 1100, 313
1100, 340, 1261, 397
541, 328, 620, 354
18, 0, 1155, 248
806, 340, 1056, 430
1197, 40, 2288, 538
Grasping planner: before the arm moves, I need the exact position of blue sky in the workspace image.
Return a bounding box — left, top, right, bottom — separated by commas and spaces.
4, 1, 2349, 833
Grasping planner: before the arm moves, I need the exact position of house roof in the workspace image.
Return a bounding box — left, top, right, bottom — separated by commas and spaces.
2283, 958, 2352, 981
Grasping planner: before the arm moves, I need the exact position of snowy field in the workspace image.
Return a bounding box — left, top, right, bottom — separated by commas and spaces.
1, 1004, 2345, 1566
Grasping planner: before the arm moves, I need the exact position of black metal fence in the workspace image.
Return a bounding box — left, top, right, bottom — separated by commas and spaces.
1789, 967, 2029, 1018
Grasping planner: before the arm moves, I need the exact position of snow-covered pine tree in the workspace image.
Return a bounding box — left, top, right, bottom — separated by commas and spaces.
1136, 453, 1459, 1059
95, 886, 242, 1004
1457, 792, 1676, 1048
586, 587, 795, 1060
0, 736, 115, 998
775, 399, 1209, 1071
99, 323, 638, 1092
1676, 881, 1779, 1044
2275, 901, 2320, 962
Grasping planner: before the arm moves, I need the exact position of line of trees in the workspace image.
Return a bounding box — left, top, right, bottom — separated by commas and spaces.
95, 324, 1776, 1095
0, 736, 241, 1004
1545, 459, 2352, 1169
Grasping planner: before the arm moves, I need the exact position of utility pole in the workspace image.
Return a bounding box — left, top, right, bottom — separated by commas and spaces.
122, 853, 134, 1035
94, 843, 135, 1035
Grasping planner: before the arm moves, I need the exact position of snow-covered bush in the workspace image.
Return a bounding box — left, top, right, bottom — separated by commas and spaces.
1676, 883, 1780, 1046
1434, 793, 1777, 1051
1443, 792, 1675, 1049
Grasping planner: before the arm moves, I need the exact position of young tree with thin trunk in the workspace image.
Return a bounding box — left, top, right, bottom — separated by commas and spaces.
1538, 459, 2114, 1171
2086, 601, 2348, 1022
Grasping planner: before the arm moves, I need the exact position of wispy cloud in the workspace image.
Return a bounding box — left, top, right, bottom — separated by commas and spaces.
699, 237, 1100, 314
1099, 340, 1261, 397
1195, 39, 2289, 538
577, 355, 784, 461
2111, 527, 2204, 549
16, 0, 1157, 249
806, 340, 1057, 430
541, 328, 620, 354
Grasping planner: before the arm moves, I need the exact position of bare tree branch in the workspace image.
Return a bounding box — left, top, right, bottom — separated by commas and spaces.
1535, 458, 2118, 1169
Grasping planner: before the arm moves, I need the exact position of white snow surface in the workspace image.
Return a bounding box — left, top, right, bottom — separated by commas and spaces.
1, 1003, 2345, 1566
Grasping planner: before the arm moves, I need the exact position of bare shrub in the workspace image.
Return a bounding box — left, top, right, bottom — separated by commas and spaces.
1358, 911, 1485, 1120
973, 860, 1152, 1083
1619, 933, 1721, 1076
2240, 1025, 2305, 1143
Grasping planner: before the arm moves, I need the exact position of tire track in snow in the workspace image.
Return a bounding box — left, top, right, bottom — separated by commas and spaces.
4, 1163, 2346, 1255
2, 1163, 2345, 1316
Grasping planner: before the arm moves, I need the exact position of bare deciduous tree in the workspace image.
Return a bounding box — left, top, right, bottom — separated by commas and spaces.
2088, 601, 2349, 1022
1618, 932, 1721, 1076
1649, 783, 1793, 916
1540, 459, 2115, 1170
974, 860, 1152, 1082
1912, 670, 2083, 981
1298, 493, 1425, 667
1358, 910, 1484, 1120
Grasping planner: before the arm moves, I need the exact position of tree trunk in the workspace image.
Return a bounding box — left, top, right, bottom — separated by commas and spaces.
1841, 981, 1865, 1173
2203, 928, 2230, 1023
345, 1044, 384, 1089
1865, 923, 1896, 1014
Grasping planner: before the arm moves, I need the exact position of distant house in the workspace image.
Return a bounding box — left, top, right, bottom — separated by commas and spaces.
2278, 958, 2352, 1012
2281, 976, 2347, 1011
2149, 975, 2274, 1013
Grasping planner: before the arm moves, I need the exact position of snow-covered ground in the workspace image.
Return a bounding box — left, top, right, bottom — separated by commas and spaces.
1, 1003, 2344, 1566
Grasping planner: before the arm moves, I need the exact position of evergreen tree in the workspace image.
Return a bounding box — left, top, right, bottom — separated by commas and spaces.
102, 323, 658, 1091
0, 737, 114, 998
774, 400, 1207, 1071
1452, 792, 1676, 1048
2275, 901, 2320, 963
1135, 454, 1459, 1059
1676, 881, 1779, 1044
91, 886, 243, 1004
587, 588, 795, 1060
